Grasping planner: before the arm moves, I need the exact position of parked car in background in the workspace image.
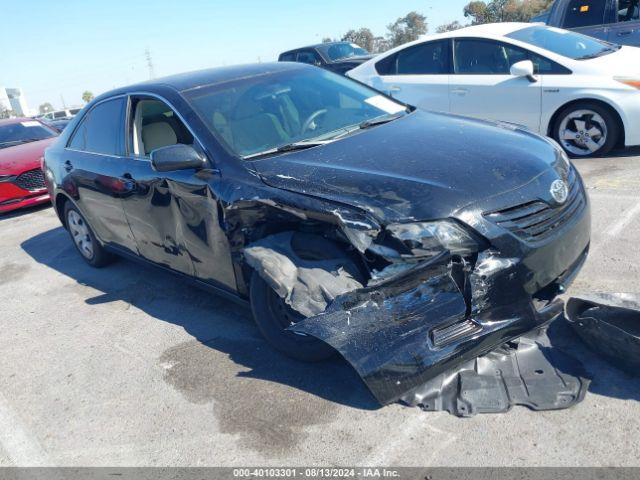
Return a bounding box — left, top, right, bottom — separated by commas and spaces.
43, 63, 590, 404
0, 118, 58, 213
44, 118, 73, 132
348, 22, 640, 157
534, 0, 640, 47
37, 108, 81, 122
279, 41, 374, 75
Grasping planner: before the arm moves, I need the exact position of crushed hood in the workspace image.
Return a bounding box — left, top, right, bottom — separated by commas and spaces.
253, 110, 561, 222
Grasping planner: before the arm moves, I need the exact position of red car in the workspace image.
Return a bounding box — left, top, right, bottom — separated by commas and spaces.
0, 117, 58, 213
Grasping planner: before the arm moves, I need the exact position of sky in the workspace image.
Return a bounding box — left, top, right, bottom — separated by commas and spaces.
1, 0, 469, 112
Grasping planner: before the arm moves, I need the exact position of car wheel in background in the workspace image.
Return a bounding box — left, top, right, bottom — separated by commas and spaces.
553, 102, 619, 158
64, 202, 113, 268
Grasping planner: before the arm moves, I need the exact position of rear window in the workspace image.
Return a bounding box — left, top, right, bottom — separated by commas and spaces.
563, 0, 606, 28
376, 40, 450, 75
618, 0, 640, 21
69, 98, 125, 155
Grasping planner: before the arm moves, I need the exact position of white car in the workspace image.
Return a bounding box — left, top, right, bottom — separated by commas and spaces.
348, 22, 640, 157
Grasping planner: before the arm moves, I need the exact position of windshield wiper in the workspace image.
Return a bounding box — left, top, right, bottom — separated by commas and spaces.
359, 112, 406, 130
576, 46, 619, 60
242, 141, 327, 159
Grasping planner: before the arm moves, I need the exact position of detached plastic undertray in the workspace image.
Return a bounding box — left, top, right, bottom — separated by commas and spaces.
566, 294, 640, 376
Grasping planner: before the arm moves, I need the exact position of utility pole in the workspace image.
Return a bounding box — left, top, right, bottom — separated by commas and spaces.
60, 94, 66, 109
145, 47, 156, 80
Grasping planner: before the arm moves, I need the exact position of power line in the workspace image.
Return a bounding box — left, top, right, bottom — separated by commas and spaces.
145, 47, 156, 80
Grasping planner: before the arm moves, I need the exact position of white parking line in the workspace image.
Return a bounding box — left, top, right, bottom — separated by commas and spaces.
0, 391, 49, 466
360, 415, 455, 466
591, 199, 640, 255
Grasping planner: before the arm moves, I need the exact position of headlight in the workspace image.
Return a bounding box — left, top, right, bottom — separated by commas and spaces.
387, 220, 480, 258
0, 174, 15, 183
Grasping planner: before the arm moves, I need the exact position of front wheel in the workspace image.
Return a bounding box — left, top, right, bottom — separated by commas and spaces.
249, 271, 335, 362
552, 102, 619, 158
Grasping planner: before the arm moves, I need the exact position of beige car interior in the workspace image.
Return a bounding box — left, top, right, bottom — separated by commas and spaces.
132, 99, 193, 157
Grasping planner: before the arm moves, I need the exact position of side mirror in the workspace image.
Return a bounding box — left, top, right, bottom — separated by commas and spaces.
510, 60, 537, 83
150, 144, 205, 172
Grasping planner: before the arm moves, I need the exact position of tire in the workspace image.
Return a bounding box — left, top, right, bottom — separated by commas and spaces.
552, 102, 619, 158
64, 202, 113, 268
249, 271, 336, 362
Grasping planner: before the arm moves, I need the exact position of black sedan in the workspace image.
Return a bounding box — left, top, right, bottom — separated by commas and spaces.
43, 63, 590, 405
279, 41, 375, 75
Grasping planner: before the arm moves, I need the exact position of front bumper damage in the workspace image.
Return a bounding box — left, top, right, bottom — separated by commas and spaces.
288, 250, 589, 411
243, 186, 592, 416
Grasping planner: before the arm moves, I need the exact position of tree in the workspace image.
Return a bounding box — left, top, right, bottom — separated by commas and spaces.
82, 91, 94, 103
0, 108, 16, 119
386, 11, 428, 48
464, 0, 553, 25
341, 28, 375, 52
322, 37, 335, 43
39, 102, 54, 114
436, 21, 465, 33
371, 36, 392, 53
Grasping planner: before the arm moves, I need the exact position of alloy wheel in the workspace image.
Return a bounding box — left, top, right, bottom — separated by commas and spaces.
558, 109, 608, 156
67, 210, 94, 259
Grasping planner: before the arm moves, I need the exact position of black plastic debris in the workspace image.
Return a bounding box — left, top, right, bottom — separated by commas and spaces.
566, 294, 640, 376
400, 327, 590, 417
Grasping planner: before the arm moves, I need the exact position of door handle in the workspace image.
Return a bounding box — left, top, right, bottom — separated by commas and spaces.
120, 173, 137, 193
618, 30, 633, 36
64, 160, 73, 172
451, 88, 469, 96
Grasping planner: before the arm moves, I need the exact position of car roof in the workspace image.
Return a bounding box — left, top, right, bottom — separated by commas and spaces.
94, 62, 309, 101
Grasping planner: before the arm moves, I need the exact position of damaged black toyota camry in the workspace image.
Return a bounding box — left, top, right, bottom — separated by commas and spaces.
43, 63, 590, 408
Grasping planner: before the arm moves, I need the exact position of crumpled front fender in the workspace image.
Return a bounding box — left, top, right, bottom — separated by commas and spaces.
289, 252, 564, 405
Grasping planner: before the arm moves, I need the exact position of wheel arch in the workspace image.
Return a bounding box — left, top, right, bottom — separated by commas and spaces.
546, 98, 626, 147
54, 192, 72, 228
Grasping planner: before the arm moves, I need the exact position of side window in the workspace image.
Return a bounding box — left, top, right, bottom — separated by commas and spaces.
397, 41, 450, 75
452, 39, 571, 75
280, 52, 296, 62
69, 98, 125, 155
528, 51, 572, 74
563, 0, 607, 28
618, 0, 640, 21
375, 41, 450, 75
130, 98, 194, 157
296, 50, 321, 65
454, 39, 513, 74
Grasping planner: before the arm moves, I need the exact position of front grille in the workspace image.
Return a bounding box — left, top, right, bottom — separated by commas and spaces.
14, 168, 46, 192
484, 168, 585, 243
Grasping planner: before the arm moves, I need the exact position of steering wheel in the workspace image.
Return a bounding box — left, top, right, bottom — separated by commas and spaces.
301, 109, 328, 133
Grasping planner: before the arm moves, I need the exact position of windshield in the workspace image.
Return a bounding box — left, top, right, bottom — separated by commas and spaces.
318, 43, 369, 61
507, 26, 620, 60
184, 68, 408, 158
0, 120, 57, 149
